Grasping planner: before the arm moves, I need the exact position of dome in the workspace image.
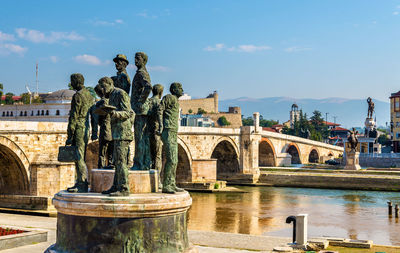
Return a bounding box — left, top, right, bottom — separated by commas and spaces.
291, 103, 298, 110
44, 89, 75, 101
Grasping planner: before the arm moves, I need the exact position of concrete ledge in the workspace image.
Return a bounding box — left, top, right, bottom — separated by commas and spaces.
0, 227, 47, 251
0, 195, 52, 210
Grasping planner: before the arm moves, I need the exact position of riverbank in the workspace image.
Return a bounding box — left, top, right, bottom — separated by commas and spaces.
232, 167, 400, 191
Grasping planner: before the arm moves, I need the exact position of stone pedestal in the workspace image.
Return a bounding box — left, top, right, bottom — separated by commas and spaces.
45, 191, 195, 253
344, 151, 361, 170
90, 169, 158, 193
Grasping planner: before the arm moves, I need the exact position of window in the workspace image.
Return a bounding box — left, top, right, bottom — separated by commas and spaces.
31, 111, 33, 116
397, 112, 400, 118
46, 110, 49, 115
37, 110, 40, 116
10, 112, 13, 116
24, 111, 27, 116
2, 112, 4, 117
20, 111, 23, 116
397, 132, 400, 139
56, 110, 60, 116
41, 110, 44, 116
6, 112, 9, 116
397, 122, 400, 128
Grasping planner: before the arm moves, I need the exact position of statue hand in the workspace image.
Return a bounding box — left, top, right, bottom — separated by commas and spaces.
65, 139, 73, 145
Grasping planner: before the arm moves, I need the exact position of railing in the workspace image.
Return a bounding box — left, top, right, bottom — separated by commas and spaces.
359, 153, 400, 158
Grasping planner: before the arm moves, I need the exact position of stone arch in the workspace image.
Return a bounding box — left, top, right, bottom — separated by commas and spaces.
308, 148, 319, 163
0, 136, 30, 194
259, 138, 276, 167
211, 138, 240, 179
286, 143, 301, 164
176, 140, 192, 183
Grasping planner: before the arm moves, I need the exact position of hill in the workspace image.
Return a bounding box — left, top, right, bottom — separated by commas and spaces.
219, 97, 390, 129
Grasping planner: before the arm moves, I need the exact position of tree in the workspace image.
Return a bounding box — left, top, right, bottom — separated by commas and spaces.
86, 86, 97, 99
309, 110, 329, 141
188, 109, 193, 114
218, 116, 231, 126
20, 92, 31, 104
242, 116, 254, 126
378, 134, 391, 147
5, 92, 14, 105
197, 108, 207, 114
0, 83, 3, 104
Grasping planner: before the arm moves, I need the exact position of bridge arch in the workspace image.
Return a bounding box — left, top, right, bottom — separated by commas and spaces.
285, 143, 302, 164
0, 136, 30, 194
211, 137, 240, 179
259, 138, 276, 167
308, 148, 320, 163
176, 137, 192, 183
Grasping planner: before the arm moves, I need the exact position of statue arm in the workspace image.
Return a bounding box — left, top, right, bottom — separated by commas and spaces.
111, 92, 134, 120
90, 105, 99, 140
66, 93, 81, 144
139, 72, 152, 102
156, 97, 166, 134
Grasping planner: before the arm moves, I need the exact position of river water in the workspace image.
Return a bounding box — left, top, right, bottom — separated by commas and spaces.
187, 186, 400, 246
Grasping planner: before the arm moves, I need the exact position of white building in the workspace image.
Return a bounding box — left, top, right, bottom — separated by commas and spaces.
0, 89, 74, 122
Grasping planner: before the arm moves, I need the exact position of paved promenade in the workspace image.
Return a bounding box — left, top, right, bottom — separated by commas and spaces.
0, 213, 290, 253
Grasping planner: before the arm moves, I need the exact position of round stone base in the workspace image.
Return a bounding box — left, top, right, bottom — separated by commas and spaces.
90, 169, 158, 193
46, 190, 193, 253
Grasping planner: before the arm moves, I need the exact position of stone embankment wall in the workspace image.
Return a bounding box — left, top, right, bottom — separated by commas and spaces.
179, 95, 218, 114
203, 112, 242, 128
360, 157, 400, 168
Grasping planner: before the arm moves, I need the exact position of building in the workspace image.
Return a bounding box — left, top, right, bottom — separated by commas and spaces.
289, 104, 300, 128
390, 91, 400, 152
0, 89, 74, 122
180, 114, 215, 127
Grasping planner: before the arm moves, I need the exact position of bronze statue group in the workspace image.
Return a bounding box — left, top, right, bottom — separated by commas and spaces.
65, 52, 184, 196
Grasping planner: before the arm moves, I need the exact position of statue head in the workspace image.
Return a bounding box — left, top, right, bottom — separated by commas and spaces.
113, 54, 129, 72
98, 77, 114, 97
94, 84, 104, 98
135, 52, 148, 68
152, 84, 164, 98
70, 73, 85, 91
170, 82, 183, 98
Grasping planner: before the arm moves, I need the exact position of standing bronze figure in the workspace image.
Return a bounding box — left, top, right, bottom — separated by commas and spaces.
157, 82, 185, 194
98, 77, 134, 196
66, 73, 94, 193
111, 54, 131, 95
367, 97, 374, 118
130, 52, 152, 170
347, 128, 359, 152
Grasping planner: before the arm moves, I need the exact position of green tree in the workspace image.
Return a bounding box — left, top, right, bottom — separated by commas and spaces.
32, 96, 43, 103
86, 86, 97, 99
242, 116, 254, 126
5, 92, 14, 105
188, 109, 193, 114
309, 110, 329, 141
218, 116, 231, 126
378, 134, 391, 147
197, 108, 207, 114
20, 92, 31, 104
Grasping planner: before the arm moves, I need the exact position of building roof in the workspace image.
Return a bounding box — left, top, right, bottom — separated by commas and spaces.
1, 95, 21, 101
331, 127, 348, 131
44, 89, 75, 101
323, 121, 340, 126
262, 127, 278, 133
390, 91, 400, 98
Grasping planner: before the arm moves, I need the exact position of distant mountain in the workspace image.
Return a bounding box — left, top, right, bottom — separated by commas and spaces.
219, 97, 390, 129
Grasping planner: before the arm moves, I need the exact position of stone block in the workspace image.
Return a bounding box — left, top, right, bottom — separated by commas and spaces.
90, 169, 158, 193
191, 159, 217, 182
344, 151, 361, 170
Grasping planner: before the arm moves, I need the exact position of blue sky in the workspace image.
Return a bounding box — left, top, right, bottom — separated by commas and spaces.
1, 0, 400, 102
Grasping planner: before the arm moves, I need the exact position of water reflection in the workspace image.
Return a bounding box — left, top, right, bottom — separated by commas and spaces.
187, 186, 400, 246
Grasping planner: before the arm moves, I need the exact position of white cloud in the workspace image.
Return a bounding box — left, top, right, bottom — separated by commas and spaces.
90, 19, 124, 26
234, 45, 272, 53
0, 43, 27, 56
204, 43, 271, 53
74, 54, 103, 66
204, 43, 226, 51
393, 11, 399, 15
50, 56, 58, 63
15, 28, 84, 43
137, 11, 158, 19
0, 31, 15, 41
285, 46, 312, 53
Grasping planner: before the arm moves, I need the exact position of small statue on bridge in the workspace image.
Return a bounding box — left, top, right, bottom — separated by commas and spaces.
92, 85, 114, 169
65, 73, 95, 193
111, 54, 131, 95
149, 84, 164, 187
347, 128, 359, 152
157, 82, 185, 194
98, 77, 134, 196
131, 52, 152, 171
367, 97, 374, 118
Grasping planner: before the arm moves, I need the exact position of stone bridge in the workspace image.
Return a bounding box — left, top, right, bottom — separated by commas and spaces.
0, 121, 343, 209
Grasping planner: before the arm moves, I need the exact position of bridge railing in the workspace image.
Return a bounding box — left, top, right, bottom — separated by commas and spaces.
359, 153, 400, 158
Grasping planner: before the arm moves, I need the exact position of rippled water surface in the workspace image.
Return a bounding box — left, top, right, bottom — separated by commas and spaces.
187, 186, 400, 245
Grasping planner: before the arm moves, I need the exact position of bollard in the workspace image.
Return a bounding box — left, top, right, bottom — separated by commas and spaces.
286, 216, 296, 244
296, 214, 308, 246
388, 201, 393, 216
395, 204, 399, 218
